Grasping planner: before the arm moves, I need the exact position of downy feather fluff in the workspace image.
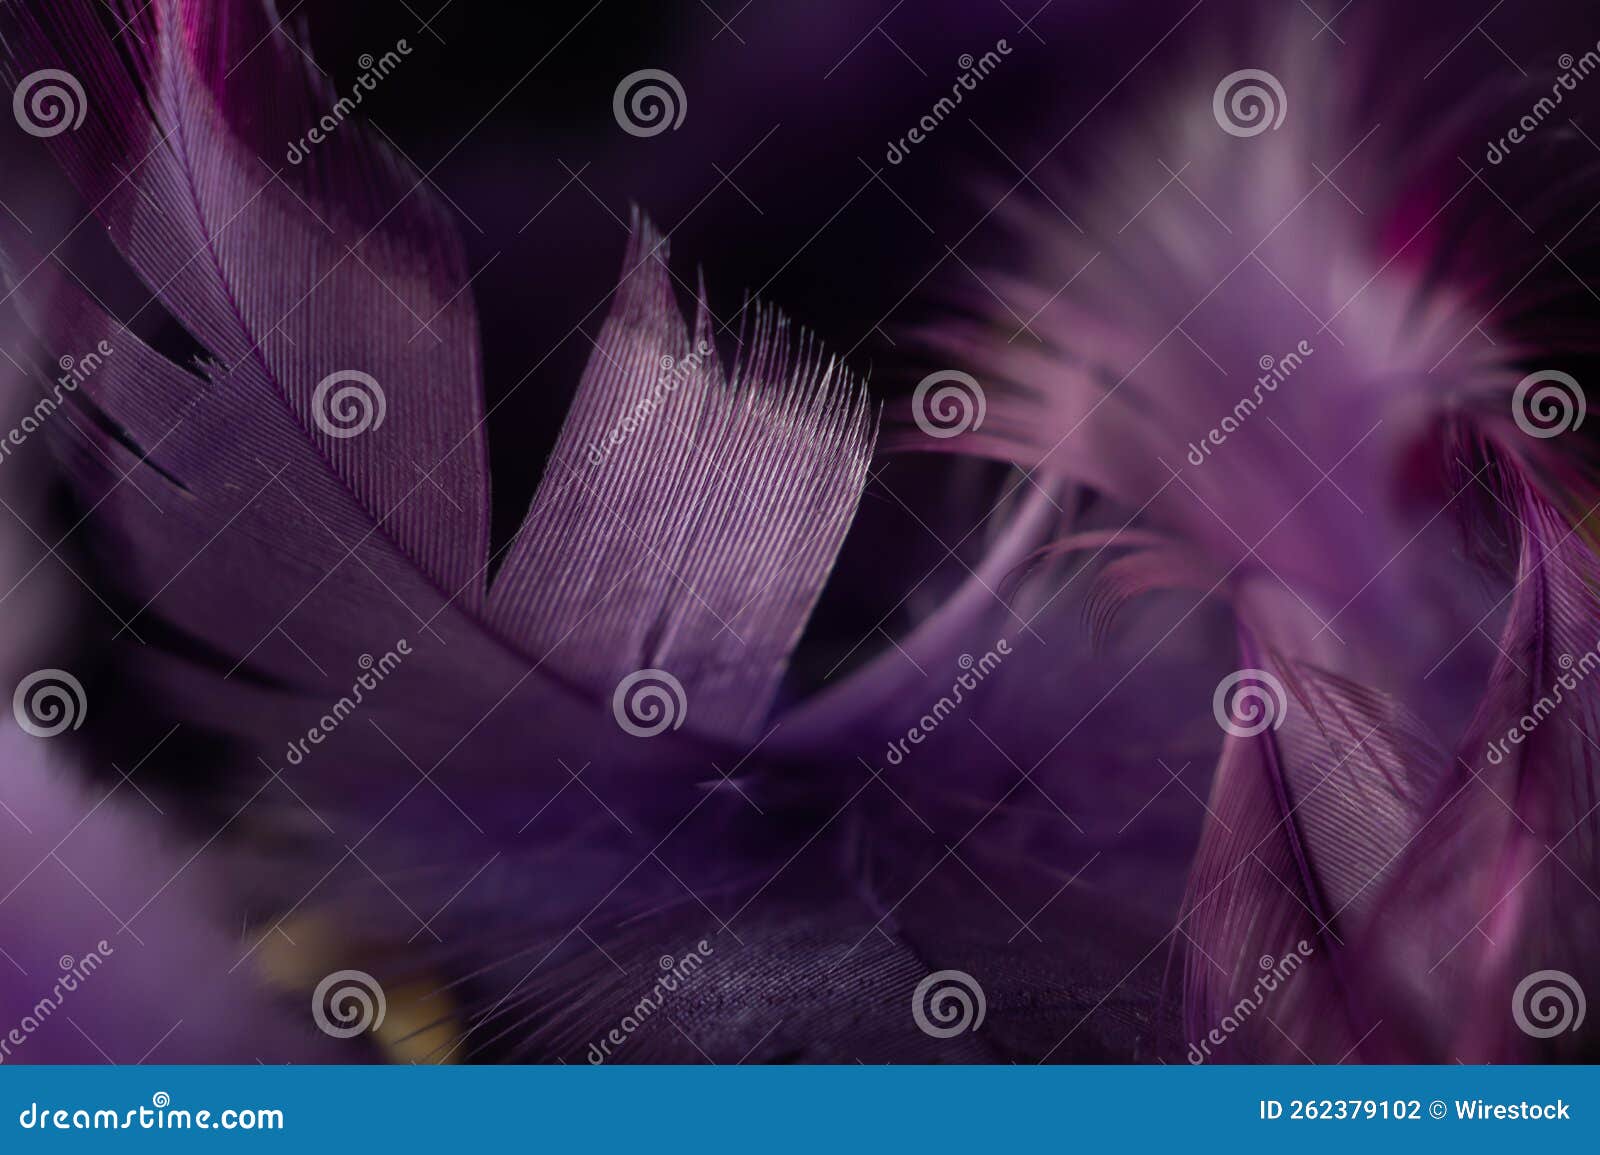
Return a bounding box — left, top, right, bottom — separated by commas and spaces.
896, 16, 1600, 1062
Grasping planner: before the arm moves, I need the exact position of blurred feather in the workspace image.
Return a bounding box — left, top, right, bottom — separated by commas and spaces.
1360, 430, 1600, 1061
899, 16, 1600, 1061
4, 0, 1600, 1065
0, 725, 350, 1063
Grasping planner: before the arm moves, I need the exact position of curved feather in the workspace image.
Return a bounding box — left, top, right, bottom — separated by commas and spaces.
1363, 429, 1600, 1061
0, 0, 879, 1053
893, 13, 1600, 1063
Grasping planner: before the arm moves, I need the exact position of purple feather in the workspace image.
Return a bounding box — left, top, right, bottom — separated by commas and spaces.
1, 0, 1599, 1065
